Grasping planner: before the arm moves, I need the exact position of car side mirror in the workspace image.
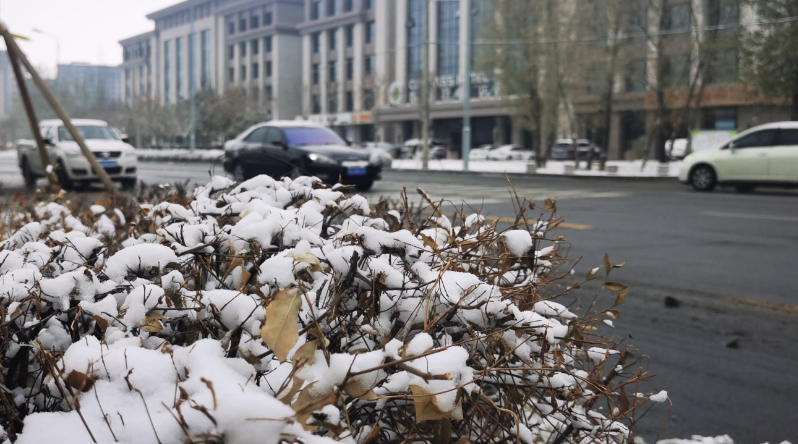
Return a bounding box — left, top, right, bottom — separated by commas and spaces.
273, 140, 286, 149
121, 136, 131, 144
43, 137, 54, 146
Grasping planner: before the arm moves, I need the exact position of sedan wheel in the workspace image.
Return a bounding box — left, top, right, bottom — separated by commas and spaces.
690, 165, 717, 192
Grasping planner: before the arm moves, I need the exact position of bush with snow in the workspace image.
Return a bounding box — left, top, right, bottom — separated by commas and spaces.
0, 175, 657, 443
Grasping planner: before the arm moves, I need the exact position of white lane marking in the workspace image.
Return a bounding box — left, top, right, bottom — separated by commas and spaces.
700, 211, 798, 223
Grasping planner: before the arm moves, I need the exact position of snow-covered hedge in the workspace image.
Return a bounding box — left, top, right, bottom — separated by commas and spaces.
0, 175, 653, 444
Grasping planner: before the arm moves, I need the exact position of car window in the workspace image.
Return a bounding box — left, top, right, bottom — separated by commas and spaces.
776, 129, 798, 146
245, 127, 269, 143
264, 128, 283, 145
59, 126, 116, 141
283, 127, 345, 146
733, 130, 777, 149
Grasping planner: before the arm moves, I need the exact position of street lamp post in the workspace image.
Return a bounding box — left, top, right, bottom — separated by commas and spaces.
462, 0, 472, 171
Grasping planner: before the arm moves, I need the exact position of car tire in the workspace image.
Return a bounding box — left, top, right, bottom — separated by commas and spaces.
232, 163, 249, 182
55, 160, 73, 191
355, 181, 374, 192
21, 157, 37, 189
735, 184, 756, 193
690, 165, 717, 192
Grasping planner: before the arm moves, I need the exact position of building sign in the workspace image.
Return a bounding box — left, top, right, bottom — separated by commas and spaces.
406, 72, 495, 104
388, 81, 404, 106
308, 111, 372, 127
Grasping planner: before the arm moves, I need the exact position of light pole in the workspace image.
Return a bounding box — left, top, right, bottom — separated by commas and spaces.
189, 0, 196, 152
420, 0, 430, 170
31, 28, 60, 75
462, 0, 473, 171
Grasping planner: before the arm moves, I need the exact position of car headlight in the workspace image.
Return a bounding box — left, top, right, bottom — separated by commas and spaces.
123, 151, 138, 159
307, 153, 338, 165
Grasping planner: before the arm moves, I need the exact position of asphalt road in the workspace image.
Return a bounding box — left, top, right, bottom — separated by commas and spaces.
2, 160, 797, 442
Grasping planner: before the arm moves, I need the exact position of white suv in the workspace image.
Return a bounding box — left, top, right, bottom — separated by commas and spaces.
17, 119, 138, 190
680, 122, 798, 192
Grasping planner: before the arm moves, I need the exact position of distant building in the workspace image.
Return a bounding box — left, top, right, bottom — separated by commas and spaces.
55, 62, 123, 106
120, 31, 156, 105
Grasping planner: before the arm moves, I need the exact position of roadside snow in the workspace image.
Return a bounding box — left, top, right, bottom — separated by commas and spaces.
392, 158, 682, 178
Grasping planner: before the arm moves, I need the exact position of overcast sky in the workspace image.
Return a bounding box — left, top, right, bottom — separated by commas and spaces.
0, 0, 182, 78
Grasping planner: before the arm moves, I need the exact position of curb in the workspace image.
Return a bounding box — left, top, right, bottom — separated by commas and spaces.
384, 167, 680, 182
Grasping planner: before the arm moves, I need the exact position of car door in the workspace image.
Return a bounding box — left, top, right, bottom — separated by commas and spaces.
262, 128, 292, 178
714, 129, 775, 182
768, 129, 798, 182
238, 127, 270, 174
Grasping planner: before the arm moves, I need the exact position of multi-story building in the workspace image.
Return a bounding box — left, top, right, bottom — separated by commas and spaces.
220, 0, 305, 119
120, 31, 156, 105
55, 63, 123, 106
299, 0, 378, 142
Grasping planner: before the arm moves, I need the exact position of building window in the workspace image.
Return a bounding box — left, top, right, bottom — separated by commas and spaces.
228, 21, 235, 35
708, 0, 739, 26
702, 107, 737, 130
239, 18, 247, 32
343, 0, 354, 12
311, 1, 322, 20
125, 69, 131, 81
240, 42, 246, 57
625, 59, 646, 92
663, 4, 691, 31
313, 63, 320, 84
329, 60, 337, 82
264, 11, 273, 25
363, 89, 375, 110
251, 63, 258, 79
266, 61, 273, 77
365, 0, 374, 9
364, 54, 375, 75
345, 91, 354, 111
164, 40, 171, 103
346, 58, 353, 80
265, 36, 273, 52
328, 91, 338, 112
365, 21, 375, 44
312, 94, 321, 113
312, 32, 321, 53
328, 29, 337, 50
228, 45, 234, 60
266, 85, 273, 101
327, 0, 338, 16
229, 67, 235, 82
252, 39, 259, 55
345, 25, 354, 47
407, 0, 424, 81
251, 15, 259, 29
241, 65, 246, 81
201, 30, 211, 89
176, 37, 183, 98
707, 48, 739, 84
663, 53, 691, 86
437, 1, 459, 78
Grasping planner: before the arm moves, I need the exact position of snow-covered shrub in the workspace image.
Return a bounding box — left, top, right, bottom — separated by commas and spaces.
0, 175, 656, 444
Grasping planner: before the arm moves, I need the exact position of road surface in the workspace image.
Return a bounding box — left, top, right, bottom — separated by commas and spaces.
1, 159, 797, 442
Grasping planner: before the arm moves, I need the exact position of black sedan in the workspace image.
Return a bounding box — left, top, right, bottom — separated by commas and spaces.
223, 121, 381, 191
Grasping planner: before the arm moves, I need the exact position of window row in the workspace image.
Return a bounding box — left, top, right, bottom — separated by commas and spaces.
310, 89, 375, 114
310, 22, 375, 53
228, 62, 274, 82
228, 37, 274, 59
311, 55, 375, 84
310, 0, 372, 20
227, 9, 274, 35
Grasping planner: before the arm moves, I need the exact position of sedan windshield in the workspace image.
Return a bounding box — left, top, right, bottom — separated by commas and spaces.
284, 127, 345, 147
59, 126, 117, 141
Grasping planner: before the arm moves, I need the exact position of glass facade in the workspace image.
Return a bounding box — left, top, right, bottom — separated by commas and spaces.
164, 40, 171, 103
201, 30, 211, 89
176, 37, 183, 98
437, 1, 459, 79
407, 0, 425, 82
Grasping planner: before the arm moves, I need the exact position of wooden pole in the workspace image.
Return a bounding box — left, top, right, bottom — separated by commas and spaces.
4, 42, 57, 187
0, 25, 119, 194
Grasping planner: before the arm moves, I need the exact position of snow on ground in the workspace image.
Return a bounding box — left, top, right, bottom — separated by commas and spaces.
135, 148, 225, 161
392, 158, 682, 178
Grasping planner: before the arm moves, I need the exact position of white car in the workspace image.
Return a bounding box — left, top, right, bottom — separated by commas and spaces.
679, 122, 798, 192
17, 119, 138, 190
468, 144, 495, 161
486, 144, 535, 161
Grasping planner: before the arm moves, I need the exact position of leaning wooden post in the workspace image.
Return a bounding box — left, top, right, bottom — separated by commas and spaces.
3, 42, 57, 187
0, 24, 118, 195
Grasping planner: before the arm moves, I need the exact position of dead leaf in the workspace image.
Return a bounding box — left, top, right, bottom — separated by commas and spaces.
544, 198, 557, 213
615, 289, 628, 306
92, 315, 109, 332
140, 316, 164, 333
604, 282, 627, 292
605, 309, 621, 319
66, 370, 94, 392
223, 257, 243, 280
586, 267, 598, 281
604, 253, 612, 276
279, 376, 306, 405
419, 233, 438, 251
261, 288, 302, 363
288, 251, 322, 273
410, 384, 463, 423
343, 379, 379, 401
292, 340, 318, 369
237, 268, 252, 292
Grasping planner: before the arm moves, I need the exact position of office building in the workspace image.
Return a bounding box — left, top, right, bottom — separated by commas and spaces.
55, 63, 123, 106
